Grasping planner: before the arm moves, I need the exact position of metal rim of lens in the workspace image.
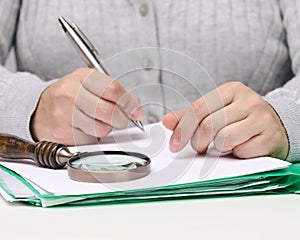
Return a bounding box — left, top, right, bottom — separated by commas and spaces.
67, 150, 151, 183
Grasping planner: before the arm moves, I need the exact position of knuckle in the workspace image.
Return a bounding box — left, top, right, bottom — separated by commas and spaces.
119, 93, 133, 110
54, 82, 73, 100
200, 118, 213, 136
223, 132, 234, 150
232, 146, 248, 158
96, 124, 112, 138
191, 101, 207, 119
70, 68, 93, 85
215, 130, 234, 152
73, 67, 91, 77
224, 81, 247, 96
229, 81, 244, 89
104, 80, 123, 100
222, 81, 243, 91
96, 102, 114, 119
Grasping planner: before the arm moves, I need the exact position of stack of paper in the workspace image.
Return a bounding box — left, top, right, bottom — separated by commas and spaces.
0, 122, 299, 207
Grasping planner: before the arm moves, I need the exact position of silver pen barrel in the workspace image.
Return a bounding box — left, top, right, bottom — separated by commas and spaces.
58, 17, 107, 74
58, 17, 144, 132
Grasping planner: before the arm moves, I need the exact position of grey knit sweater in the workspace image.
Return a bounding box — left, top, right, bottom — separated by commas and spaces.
0, 0, 300, 162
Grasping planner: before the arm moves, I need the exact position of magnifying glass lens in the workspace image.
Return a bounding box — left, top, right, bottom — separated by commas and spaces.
67, 151, 151, 183
71, 155, 147, 171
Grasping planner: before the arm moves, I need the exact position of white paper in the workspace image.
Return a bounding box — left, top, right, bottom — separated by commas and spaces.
0, 122, 290, 196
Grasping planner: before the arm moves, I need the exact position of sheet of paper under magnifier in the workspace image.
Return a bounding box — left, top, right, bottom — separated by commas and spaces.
1, 122, 300, 207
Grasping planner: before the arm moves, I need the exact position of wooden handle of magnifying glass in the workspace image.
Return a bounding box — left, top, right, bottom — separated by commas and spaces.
0, 133, 73, 169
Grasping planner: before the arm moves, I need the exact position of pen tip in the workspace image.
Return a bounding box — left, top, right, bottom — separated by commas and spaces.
132, 120, 145, 132
137, 122, 145, 132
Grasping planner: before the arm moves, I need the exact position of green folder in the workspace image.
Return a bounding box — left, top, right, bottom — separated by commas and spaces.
0, 162, 300, 207
0, 123, 299, 207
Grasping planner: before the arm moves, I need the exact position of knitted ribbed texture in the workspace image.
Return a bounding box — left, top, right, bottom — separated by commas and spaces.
0, 0, 299, 161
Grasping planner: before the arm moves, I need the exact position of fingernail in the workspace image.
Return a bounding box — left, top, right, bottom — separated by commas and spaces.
170, 137, 180, 153
130, 107, 142, 119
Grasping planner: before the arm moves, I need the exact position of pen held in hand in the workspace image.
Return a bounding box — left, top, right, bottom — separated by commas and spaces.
58, 16, 144, 132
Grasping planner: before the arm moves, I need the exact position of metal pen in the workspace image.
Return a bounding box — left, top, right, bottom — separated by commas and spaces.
58, 16, 144, 131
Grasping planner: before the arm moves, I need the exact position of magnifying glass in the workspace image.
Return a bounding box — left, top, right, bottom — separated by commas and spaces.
0, 133, 151, 183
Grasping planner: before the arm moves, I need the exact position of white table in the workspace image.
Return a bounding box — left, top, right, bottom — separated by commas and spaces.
1, 194, 299, 240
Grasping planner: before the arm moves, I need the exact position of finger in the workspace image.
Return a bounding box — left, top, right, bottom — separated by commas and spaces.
75, 86, 129, 129
46, 124, 98, 146
73, 107, 112, 138
119, 93, 144, 120
169, 84, 236, 152
162, 110, 186, 131
71, 127, 99, 146
70, 68, 94, 80
214, 116, 263, 153
82, 70, 143, 119
234, 129, 289, 160
232, 134, 270, 159
191, 101, 248, 153
81, 70, 124, 102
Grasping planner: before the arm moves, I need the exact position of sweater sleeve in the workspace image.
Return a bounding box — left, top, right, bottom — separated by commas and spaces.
0, 66, 53, 141
264, 0, 300, 162
0, 0, 53, 141
0, 0, 19, 64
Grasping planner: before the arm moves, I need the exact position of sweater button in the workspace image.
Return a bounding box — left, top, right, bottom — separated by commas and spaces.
139, 3, 148, 17
147, 112, 159, 123
143, 57, 153, 70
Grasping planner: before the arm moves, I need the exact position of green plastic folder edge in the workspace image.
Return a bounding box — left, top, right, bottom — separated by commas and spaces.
1, 163, 300, 207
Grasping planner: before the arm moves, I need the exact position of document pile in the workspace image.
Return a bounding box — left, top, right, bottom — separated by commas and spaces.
0, 123, 299, 207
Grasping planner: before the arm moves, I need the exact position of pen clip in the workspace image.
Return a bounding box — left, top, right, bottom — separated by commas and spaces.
72, 23, 99, 56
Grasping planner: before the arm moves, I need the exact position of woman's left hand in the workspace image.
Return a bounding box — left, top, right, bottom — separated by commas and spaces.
162, 82, 289, 160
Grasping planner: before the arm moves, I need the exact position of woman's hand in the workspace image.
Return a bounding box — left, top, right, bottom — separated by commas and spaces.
31, 68, 143, 145
163, 82, 289, 160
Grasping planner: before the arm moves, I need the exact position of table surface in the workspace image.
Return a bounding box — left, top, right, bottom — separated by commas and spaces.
1, 194, 300, 240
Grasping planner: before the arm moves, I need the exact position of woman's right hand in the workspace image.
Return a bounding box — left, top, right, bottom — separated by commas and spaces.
30, 68, 143, 145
